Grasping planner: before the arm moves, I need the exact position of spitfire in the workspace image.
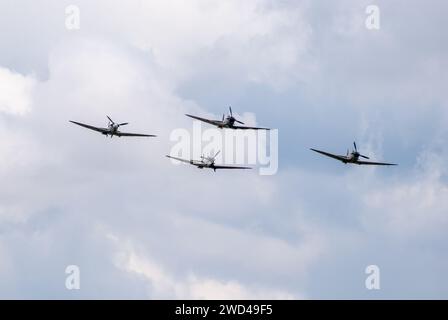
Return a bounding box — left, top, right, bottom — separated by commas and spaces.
186, 106, 270, 130
166, 150, 252, 172
69, 116, 157, 138
311, 142, 397, 166
69, 113, 398, 172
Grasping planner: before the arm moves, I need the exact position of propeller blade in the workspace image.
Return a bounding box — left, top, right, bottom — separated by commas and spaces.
118, 122, 129, 126
360, 154, 370, 159
353, 141, 357, 152
235, 120, 245, 125
214, 150, 221, 159
107, 115, 114, 124
222, 114, 225, 122
229, 106, 233, 117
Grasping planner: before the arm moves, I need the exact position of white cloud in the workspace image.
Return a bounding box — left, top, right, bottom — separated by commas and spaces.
0, 67, 35, 115
0, 34, 321, 298
111, 233, 300, 299
362, 148, 448, 237
93, 0, 312, 86
0, 0, 313, 89
0, 0, 447, 299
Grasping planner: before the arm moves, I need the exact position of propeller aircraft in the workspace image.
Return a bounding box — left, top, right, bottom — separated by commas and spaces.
166, 150, 252, 172
310, 142, 397, 166
69, 116, 156, 138
185, 107, 270, 130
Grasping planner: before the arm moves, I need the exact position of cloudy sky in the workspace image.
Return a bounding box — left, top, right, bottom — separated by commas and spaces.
0, 0, 447, 299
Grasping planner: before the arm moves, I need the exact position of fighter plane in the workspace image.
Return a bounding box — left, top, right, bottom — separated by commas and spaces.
69, 116, 156, 138
310, 142, 397, 166
166, 151, 252, 172
185, 107, 270, 130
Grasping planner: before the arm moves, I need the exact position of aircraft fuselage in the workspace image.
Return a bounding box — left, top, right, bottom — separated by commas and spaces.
216, 116, 236, 128
102, 124, 121, 137
191, 158, 216, 170
342, 152, 360, 164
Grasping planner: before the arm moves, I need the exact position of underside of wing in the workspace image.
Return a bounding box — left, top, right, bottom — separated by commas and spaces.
310, 148, 347, 162
232, 125, 270, 130
116, 132, 156, 137
185, 114, 221, 126
166, 155, 193, 165
356, 160, 398, 166
69, 120, 108, 133
212, 165, 252, 170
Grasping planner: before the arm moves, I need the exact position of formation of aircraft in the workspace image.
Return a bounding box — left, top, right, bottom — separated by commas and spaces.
69, 116, 156, 138
310, 142, 397, 166
69, 113, 398, 171
166, 151, 251, 172
186, 107, 270, 130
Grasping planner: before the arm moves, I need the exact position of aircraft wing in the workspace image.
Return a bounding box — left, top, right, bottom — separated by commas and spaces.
310, 148, 347, 162
232, 125, 270, 130
70, 120, 109, 133
212, 165, 252, 170
116, 132, 156, 137
356, 160, 398, 166
166, 155, 194, 165
185, 114, 221, 126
